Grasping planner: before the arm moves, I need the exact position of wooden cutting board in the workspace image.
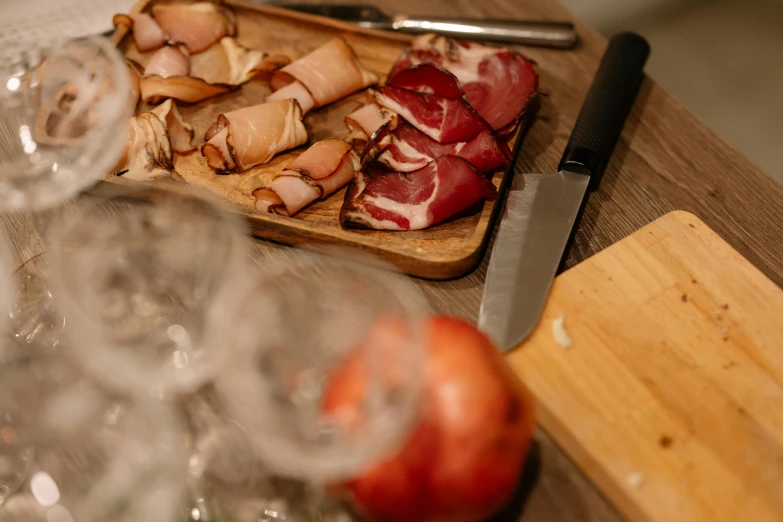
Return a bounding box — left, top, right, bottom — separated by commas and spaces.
107, 0, 534, 280
506, 210, 783, 522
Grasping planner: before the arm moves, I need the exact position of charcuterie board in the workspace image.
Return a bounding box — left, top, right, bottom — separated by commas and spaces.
107, 0, 536, 279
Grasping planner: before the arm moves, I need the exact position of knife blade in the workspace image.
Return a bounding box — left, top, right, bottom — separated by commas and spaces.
276, 3, 578, 48
479, 32, 650, 351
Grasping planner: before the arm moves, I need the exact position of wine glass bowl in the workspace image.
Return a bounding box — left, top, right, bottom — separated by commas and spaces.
47, 185, 250, 395
217, 252, 427, 482
0, 355, 187, 522
0, 36, 129, 212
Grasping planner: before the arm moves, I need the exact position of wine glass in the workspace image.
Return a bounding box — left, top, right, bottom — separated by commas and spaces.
0, 36, 129, 210
181, 388, 289, 522
46, 184, 250, 396
0, 354, 187, 521
0, 35, 130, 351
216, 250, 427, 513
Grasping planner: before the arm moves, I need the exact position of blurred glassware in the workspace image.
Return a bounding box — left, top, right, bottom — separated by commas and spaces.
216, 251, 427, 483
0, 36, 129, 211
0, 35, 130, 351
181, 389, 289, 522
6, 254, 63, 351
0, 238, 12, 348
0, 354, 187, 521
47, 184, 250, 396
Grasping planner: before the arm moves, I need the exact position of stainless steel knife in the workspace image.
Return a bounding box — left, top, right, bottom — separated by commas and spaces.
478, 32, 650, 351
276, 3, 579, 48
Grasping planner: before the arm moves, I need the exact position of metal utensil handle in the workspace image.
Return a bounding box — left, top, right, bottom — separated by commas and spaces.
558, 32, 650, 191
392, 16, 578, 48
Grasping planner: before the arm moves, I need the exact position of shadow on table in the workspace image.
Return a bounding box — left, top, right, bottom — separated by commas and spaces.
487, 440, 542, 522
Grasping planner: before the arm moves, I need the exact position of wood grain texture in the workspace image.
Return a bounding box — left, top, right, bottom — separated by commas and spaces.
108, 0, 530, 279
507, 210, 783, 522
4, 0, 783, 521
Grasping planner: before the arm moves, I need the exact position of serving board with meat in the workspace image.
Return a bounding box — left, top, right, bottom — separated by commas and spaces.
107, 0, 540, 279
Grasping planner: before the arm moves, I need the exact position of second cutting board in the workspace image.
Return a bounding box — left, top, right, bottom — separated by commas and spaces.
506, 210, 783, 522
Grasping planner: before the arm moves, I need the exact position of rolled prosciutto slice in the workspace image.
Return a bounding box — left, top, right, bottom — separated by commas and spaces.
252, 139, 360, 216
149, 99, 195, 153
140, 39, 288, 104
344, 103, 398, 143
363, 121, 510, 173
140, 45, 233, 104
113, 112, 174, 181
144, 45, 190, 78
201, 99, 308, 174
189, 38, 290, 85
390, 34, 538, 133
152, 2, 237, 54
113, 13, 167, 52
140, 75, 233, 104
340, 155, 496, 231
124, 60, 143, 118
269, 37, 378, 112
266, 80, 315, 114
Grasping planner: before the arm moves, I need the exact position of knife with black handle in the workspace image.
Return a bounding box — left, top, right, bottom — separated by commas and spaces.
479, 32, 651, 351
276, 3, 579, 48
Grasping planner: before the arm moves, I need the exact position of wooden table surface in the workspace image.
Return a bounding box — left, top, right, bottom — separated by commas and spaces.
3, 0, 783, 521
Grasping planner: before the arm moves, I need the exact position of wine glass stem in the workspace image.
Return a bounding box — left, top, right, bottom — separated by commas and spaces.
6, 205, 67, 350
29, 206, 55, 252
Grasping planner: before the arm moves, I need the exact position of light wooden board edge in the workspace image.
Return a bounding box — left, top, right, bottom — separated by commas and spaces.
505, 210, 783, 522
101, 0, 531, 280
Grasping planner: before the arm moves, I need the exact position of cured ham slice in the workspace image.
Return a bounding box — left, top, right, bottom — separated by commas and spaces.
387, 63, 465, 99
266, 81, 315, 115
344, 103, 398, 143
144, 46, 190, 78
253, 139, 359, 216
140, 39, 286, 104
371, 85, 486, 144
149, 99, 195, 153
251, 189, 285, 214
390, 34, 538, 133
113, 100, 195, 179
201, 99, 308, 174
140, 45, 231, 104
190, 38, 290, 85
113, 113, 174, 181
125, 60, 143, 118
140, 75, 233, 104
270, 37, 378, 110
113, 13, 167, 52
363, 121, 510, 173
152, 2, 237, 54
340, 155, 496, 231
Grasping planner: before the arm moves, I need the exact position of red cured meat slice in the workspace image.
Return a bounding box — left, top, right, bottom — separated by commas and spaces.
390, 35, 538, 133
371, 86, 487, 144
464, 52, 537, 135
386, 63, 465, 99
340, 155, 496, 231
362, 121, 510, 173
